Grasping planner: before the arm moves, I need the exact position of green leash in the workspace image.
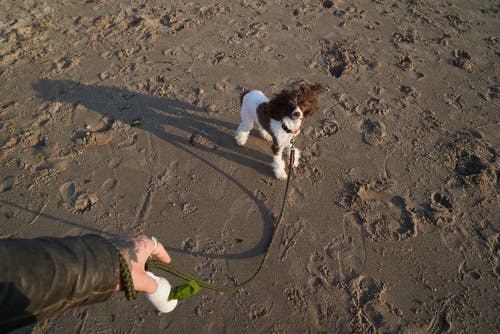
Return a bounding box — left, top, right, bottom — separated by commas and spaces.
121, 146, 296, 300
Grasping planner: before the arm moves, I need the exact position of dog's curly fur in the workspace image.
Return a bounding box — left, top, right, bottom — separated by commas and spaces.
236, 83, 322, 179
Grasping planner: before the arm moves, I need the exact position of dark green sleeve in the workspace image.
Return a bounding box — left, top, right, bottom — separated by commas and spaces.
0, 234, 120, 332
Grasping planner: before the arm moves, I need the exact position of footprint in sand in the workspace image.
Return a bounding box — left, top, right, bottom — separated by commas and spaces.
181, 237, 197, 253
249, 303, 272, 321
306, 253, 333, 291
98, 70, 114, 81
194, 257, 218, 283
364, 97, 389, 115
279, 218, 305, 261
444, 132, 497, 190
397, 54, 424, 79
51, 55, 81, 74
71, 193, 98, 214
79, 130, 114, 147
430, 192, 452, 211
195, 296, 216, 319
360, 119, 386, 146
392, 28, 418, 49
306, 212, 365, 290
427, 191, 454, 227
58, 181, 98, 214
313, 119, 339, 139
284, 285, 308, 313
181, 202, 198, 216
296, 158, 323, 183
349, 276, 402, 333
340, 180, 418, 241
458, 260, 481, 281
321, 39, 364, 78
425, 292, 469, 334
450, 49, 474, 72
479, 85, 499, 102
326, 212, 366, 280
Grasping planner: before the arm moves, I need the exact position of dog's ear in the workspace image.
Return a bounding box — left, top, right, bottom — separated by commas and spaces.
299, 84, 309, 95
300, 83, 323, 96
298, 84, 323, 119
268, 90, 291, 120
309, 83, 323, 93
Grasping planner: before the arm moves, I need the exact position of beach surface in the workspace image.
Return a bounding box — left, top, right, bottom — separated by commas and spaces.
1, 1, 498, 333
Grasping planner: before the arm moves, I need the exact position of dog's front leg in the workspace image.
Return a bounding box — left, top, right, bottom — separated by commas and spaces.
272, 141, 287, 180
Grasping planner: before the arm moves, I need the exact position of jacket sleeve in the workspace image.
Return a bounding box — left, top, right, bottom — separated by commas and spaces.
0, 234, 120, 332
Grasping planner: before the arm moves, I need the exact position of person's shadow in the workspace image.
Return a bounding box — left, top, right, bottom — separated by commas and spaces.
33, 79, 277, 261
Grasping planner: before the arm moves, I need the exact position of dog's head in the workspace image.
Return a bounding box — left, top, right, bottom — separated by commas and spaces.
268, 83, 323, 121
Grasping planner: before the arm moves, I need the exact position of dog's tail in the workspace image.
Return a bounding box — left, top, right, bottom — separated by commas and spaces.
239, 89, 251, 105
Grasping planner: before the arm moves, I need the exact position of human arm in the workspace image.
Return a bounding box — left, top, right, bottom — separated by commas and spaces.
0, 234, 119, 332
0, 234, 171, 333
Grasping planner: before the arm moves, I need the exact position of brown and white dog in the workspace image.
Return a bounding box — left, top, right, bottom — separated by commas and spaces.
235, 84, 322, 179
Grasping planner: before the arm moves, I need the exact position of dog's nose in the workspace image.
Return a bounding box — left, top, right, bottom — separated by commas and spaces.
292, 110, 302, 119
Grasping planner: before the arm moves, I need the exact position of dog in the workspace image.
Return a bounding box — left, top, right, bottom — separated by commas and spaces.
235, 83, 322, 179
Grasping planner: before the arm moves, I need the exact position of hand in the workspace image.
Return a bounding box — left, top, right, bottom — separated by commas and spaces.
111, 235, 171, 294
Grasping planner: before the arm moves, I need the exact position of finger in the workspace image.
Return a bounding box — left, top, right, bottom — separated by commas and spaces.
151, 241, 171, 264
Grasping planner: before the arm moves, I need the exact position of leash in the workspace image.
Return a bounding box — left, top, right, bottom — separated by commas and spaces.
122, 144, 297, 299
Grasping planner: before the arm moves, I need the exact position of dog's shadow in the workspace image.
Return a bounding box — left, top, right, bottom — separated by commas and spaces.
33, 79, 275, 260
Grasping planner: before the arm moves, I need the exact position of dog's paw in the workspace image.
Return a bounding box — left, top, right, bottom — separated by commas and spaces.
274, 168, 288, 180
235, 133, 248, 146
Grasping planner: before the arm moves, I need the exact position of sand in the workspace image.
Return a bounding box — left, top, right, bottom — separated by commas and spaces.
1, 0, 498, 333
